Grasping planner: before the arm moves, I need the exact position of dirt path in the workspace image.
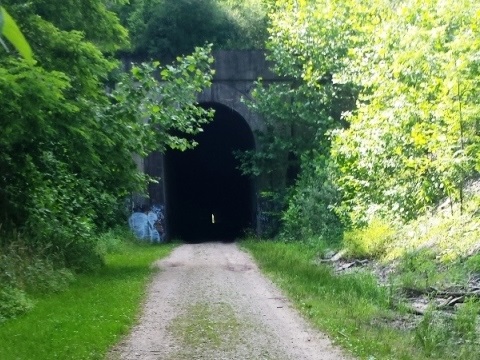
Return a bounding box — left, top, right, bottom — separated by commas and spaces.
109, 242, 352, 360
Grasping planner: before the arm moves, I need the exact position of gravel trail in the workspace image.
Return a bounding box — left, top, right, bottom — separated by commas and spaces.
109, 242, 353, 360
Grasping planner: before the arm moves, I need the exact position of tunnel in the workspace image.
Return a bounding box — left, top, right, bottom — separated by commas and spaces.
165, 102, 256, 242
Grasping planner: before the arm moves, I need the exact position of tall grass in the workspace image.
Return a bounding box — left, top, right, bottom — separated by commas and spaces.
0, 236, 74, 322
0, 237, 176, 359
242, 182, 480, 358
242, 239, 480, 359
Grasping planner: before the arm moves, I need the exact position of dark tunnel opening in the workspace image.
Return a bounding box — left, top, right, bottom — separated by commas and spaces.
165, 103, 255, 242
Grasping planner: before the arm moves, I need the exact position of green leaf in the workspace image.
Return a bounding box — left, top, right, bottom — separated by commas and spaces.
0, 6, 33, 61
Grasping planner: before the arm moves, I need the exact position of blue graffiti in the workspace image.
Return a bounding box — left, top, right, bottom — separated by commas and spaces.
128, 204, 165, 243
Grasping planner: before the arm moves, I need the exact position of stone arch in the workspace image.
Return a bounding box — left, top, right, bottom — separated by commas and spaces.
197, 82, 264, 147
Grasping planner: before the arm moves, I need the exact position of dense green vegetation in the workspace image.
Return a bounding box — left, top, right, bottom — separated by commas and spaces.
0, 0, 268, 326
240, 0, 479, 260
0, 232, 176, 359
114, 0, 268, 61
239, 2, 480, 356
0, 1, 212, 259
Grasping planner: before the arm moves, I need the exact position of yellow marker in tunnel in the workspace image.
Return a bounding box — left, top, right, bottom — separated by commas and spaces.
211, 214, 215, 224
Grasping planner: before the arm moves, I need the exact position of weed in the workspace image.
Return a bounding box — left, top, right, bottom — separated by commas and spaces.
454, 298, 479, 341
396, 249, 438, 290
382, 192, 480, 263
169, 302, 242, 351
95, 227, 136, 256
413, 301, 480, 359
465, 253, 480, 273
0, 237, 74, 321
0, 286, 32, 323
242, 240, 405, 358
414, 307, 449, 356
167, 299, 289, 360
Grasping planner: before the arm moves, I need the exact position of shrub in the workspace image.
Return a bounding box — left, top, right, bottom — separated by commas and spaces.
0, 236, 74, 321
0, 286, 32, 323
281, 161, 344, 245
95, 227, 137, 256
343, 218, 395, 258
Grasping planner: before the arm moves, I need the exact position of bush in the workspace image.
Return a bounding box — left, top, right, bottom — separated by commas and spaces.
0, 239, 73, 292
281, 162, 343, 244
343, 218, 395, 258
95, 227, 137, 256
0, 286, 32, 323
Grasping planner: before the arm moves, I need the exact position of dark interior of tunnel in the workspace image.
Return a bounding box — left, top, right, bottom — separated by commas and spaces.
165, 103, 255, 242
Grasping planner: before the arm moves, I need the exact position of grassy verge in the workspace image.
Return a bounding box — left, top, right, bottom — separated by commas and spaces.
0, 240, 176, 360
242, 239, 479, 360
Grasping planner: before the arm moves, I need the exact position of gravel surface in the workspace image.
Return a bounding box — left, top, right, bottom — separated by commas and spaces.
109, 242, 353, 360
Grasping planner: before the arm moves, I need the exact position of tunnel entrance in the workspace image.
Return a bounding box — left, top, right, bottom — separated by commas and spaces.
165, 102, 255, 242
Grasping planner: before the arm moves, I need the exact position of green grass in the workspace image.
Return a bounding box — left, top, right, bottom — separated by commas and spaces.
242, 239, 480, 360
242, 183, 480, 358
0, 241, 176, 360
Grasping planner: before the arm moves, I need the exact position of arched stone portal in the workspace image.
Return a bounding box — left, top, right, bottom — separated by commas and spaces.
165, 102, 255, 242
138, 51, 284, 241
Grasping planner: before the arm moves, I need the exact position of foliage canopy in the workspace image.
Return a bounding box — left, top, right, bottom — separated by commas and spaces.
115, 0, 268, 61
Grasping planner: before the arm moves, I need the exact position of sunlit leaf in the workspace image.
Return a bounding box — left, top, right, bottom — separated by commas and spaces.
0, 6, 33, 61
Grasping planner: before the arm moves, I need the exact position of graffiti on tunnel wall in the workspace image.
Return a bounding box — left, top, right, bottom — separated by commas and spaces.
128, 204, 165, 242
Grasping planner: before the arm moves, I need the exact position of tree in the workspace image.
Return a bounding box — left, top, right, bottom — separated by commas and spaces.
0, 0, 214, 269
116, 0, 268, 61
332, 0, 480, 224
243, 0, 480, 234
237, 0, 358, 239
